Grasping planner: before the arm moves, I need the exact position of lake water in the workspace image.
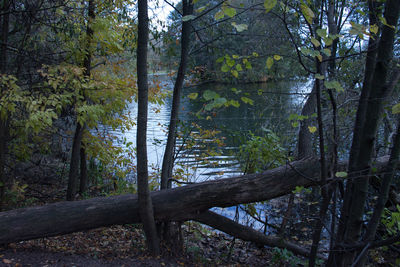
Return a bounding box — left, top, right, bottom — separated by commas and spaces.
108, 75, 309, 182
102, 75, 322, 235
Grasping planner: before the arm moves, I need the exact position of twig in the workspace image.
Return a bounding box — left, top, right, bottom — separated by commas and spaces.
351, 242, 370, 267
168, 178, 196, 185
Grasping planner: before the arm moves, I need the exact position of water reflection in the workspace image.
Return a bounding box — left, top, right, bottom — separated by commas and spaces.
104, 75, 316, 233
108, 75, 309, 181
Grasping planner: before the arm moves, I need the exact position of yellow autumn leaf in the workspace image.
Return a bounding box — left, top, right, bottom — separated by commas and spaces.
301, 4, 315, 24
308, 126, 317, 133
266, 57, 274, 69
311, 37, 321, 47
392, 103, 400, 114
370, 24, 378, 34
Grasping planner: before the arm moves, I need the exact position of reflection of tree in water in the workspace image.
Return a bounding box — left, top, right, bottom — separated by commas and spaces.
173, 81, 302, 180
179, 81, 300, 152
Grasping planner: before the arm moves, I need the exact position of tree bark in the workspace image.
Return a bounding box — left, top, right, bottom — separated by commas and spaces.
0, 0, 10, 211
0, 157, 393, 254
66, 123, 84, 201
159, 0, 194, 250
356, 118, 400, 266
192, 210, 323, 259
296, 85, 316, 159
136, 0, 160, 255
332, 0, 400, 265
79, 147, 88, 194
334, 0, 382, 248
161, 0, 193, 190
78, 0, 95, 196
66, 0, 95, 200
0, 158, 321, 244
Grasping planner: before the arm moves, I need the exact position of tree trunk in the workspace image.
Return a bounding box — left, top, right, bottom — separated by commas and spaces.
79, 147, 88, 194
66, 123, 84, 201
136, 0, 160, 255
357, 118, 400, 266
0, 157, 394, 256
1, 157, 393, 245
192, 210, 323, 259
0, 158, 320, 244
159, 0, 194, 250
161, 0, 193, 190
78, 0, 95, 196
0, 0, 10, 211
296, 85, 316, 159
334, 1, 382, 250
66, 0, 95, 200
331, 0, 400, 265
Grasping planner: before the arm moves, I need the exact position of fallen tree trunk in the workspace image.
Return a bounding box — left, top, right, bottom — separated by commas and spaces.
1, 158, 320, 244
193, 210, 319, 258
0, 156, 390, 245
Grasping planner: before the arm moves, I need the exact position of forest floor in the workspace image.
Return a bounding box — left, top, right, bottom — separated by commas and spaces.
0, 224, 283, 266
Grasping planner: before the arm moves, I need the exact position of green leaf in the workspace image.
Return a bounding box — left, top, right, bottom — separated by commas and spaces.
188, 92, 198, 100
226, 58, 235, 67
301, 4, 314, 24
324, 37, 333, 46
300, 47, 313, 56
273, 55, 282, 60
223, 6, 236, 17
241, 96, 254, 105
392, 103, 400, 114
231, 70, 239, 78
316, 28, 327, 38
203, 90, 219, 101
204, 103, 214, 111
266, 57, 274, 69
308, 126, 317, 133
315, 74, 325, 80
231, 87, 240, 94
231, 22, 248, 32
324, 80, 344, 92
335, 172, 348, 178
216, 56, 225, 63
356, 9, 365, 16
214, 97, 227, 106
264, 0, 277, 13
370, 24, 378, 34
229, 100, 240, 108
221, 64, 230, 72
182, 15, 196, 22
244, 60, 252, 69
322, 48, 331, 56
293, 186, 304, 194
195, 5, 207, 13
214, 10, 224, 20
349, 21, 365, 39
311, 37, 321, 47
235, 64, 243, 71
379, 16, 395, 29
